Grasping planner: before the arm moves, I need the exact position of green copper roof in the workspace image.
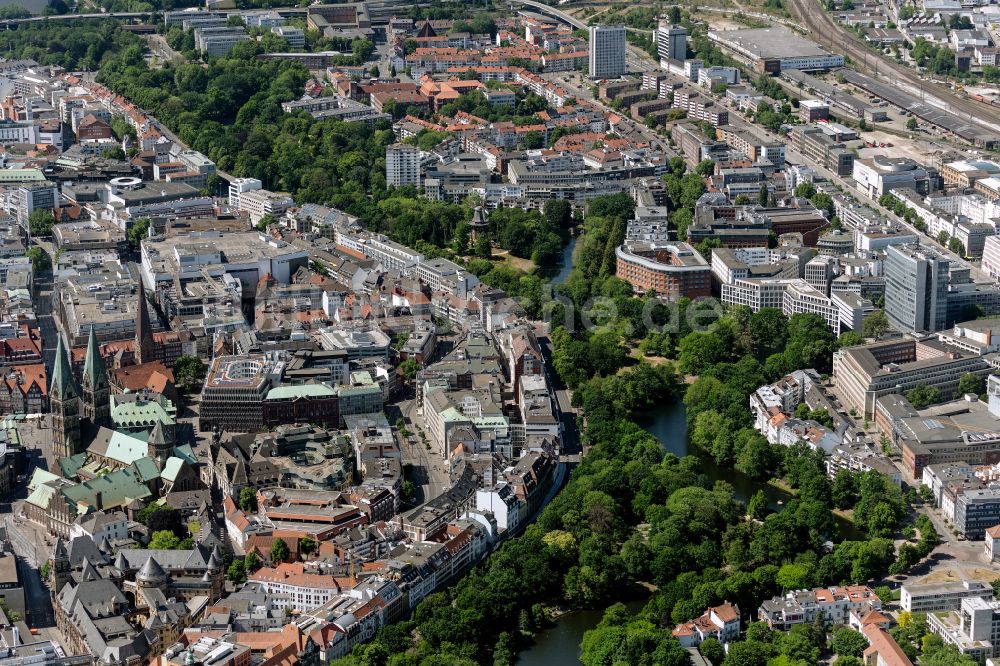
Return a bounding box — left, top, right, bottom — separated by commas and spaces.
0, 169, 45, 182
110, 399, 176, 428
28, 468, 60, 491
104, 430, 149, 466
172, 444, 197, 465
132, 456, 161, 483
25, 481, 57, 509
50, 337, 78, 401
61, 468, 152, 510
160, 457, 183, 483
82, 326, 108, 391
58, 452, 87, 479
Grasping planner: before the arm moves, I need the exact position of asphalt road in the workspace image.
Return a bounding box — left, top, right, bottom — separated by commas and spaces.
3, 512, 58, 637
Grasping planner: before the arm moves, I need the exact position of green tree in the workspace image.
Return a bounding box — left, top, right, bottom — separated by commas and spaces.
794, 182, 816, 198
906, 117, 918, 130
776, 563, 811, 590
862, 310, 890, 340
522, 131, 544, 149
735, 437, 775, 480
174, 354, 207, 392
244, 551, 260, 572
700, 637, 725, 665
493, 631, 514, 666
906, 383, 940, 409
475, 234, 492, 259
255, 213, 276, 232
25, 246, 49, 273
28, 209, 55, 237
937, 230, 950, 246
696, 159, 716, 177
227, 559, 246, 584
544, 199, 572, 229
239, 486, 258, 513
270, 537, 290, 564
832, 627, 868, 656
724, 640, 773, 666
957, 373, 985, 396
127, 217, 151, 249
832, 470, 859, 509
758, 184, 770, 207
748, 490, 768, 520
300, 536, 317, 554
678, 331, 728, 375
399, 357, 418, 384
148, 529, 181, 549
839, 331, 863, 347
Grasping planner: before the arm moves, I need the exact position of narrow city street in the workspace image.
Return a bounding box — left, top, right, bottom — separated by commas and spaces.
2, 509, 62, 646
388, 397, 452, 506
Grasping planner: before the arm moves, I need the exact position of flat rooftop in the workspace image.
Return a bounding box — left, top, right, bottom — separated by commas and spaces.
712, 27, 835, 59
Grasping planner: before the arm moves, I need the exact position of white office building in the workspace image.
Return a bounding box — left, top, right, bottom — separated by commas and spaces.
228, 177, 262, 208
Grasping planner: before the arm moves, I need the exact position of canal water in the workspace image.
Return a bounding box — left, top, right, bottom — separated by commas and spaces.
552, 235, 577, 286
518, 397, 862, 664
517, 600, 647, 666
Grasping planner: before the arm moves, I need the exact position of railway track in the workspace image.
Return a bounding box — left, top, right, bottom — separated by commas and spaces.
784, 0, 1000, 134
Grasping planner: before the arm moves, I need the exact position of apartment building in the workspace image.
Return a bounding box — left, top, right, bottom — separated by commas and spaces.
941, 159, 1000, 188
588, 25, 626, 79
356, 234, 423, 273
789, 126, 855, 176
228, 177, 262, 209
955, 487, 1000, 539
657, 22, 686, 62
722, 278, 794, 312
717, 126, 786, 164
980, 235, 1000, 280
672, 602, 741, 648
12, 181, 58, 228
386, 143, 421, 188
194, 26, 249, 57
781, 279, 841, 335
710, 246, 813, 287
672, 88, 729, 126
758, 586, 881, 630
249, 563, 344, 610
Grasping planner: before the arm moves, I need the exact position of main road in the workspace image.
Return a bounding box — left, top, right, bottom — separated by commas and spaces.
784, 0, 1000, 135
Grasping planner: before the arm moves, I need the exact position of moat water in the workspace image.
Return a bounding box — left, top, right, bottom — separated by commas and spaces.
519, 399, 861, 664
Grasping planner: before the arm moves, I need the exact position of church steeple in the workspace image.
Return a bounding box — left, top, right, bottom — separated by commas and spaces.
148, 419, 173, 470
82, 326, 109, 428
135, 280, 156, 365
50, 337, 80, 459
49, 537, 70, 600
